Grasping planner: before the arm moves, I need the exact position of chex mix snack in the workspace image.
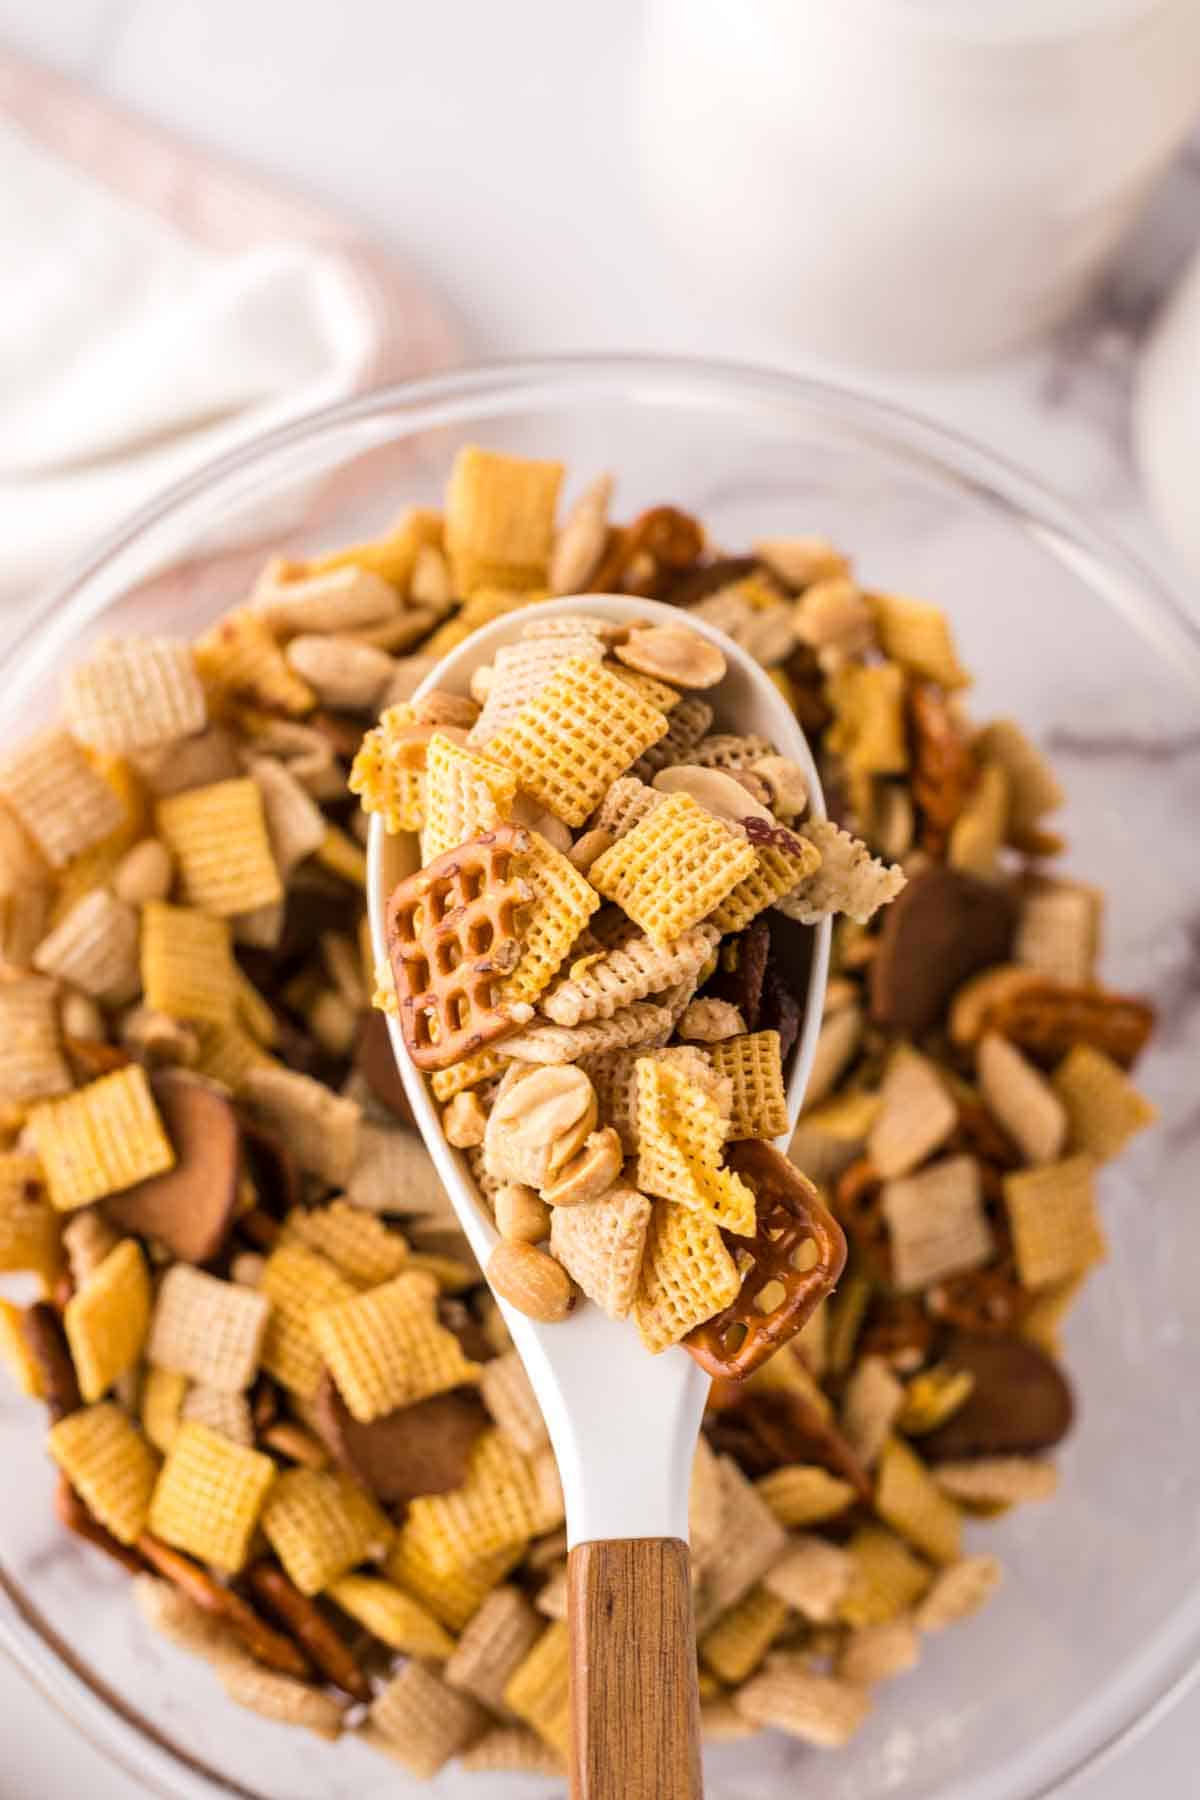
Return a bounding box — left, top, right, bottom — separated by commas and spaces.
0, 447, 1155, 1770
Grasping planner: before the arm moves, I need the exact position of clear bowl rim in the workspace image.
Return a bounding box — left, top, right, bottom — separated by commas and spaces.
3, 349, 1199, 1800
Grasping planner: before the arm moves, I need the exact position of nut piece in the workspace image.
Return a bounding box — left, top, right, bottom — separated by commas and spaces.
61, 990, 105, 1041
486, 1241, 576, 1322
494, 1184, 552, 1245
468, 663, 494, 706
653, 764, 775, 828
509, 792, 573, 856
677, 998, 746, 1043
550, 473, 613, 595
483, 1065, 598, 1188
412, 690, 480, 731
752, 755, 809, 820
443, 1090, 489, 1149
540, 1126, 624, 1207
568, 828, 613, 874
114, 838, 174, 906
285, 635, 395, 712
616, 624, 726, 690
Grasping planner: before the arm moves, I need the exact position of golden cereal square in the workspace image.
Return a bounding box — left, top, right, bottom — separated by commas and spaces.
635, 1058, 754, 1236
386, 1529, 519, 1633
141, 901, 236, 1025
422, 734, 517, 863
0, 1299, 42, 1397
590, 792, 758, 943
404, 1430, 540, 1576
141, 1364, 189, 1454
709, 839, 821, 935
445, 446, 563, 593
149, 1421, 275, 1571
706, 1031, 790, 1140
634, 1199, 741, 1354
487, 657, 669, 828
280, 1202, 409, 1289
1004, 1155, 1106, 1288
30, 1066, 175, 1212
0, 729, 124, 868
261, 1466, 380, 1595
312, 1270, 480, 1422
0, 1153, 60, 1284
502, 1620, 571, 1757
874, 1438, 962, 1567
1053, 1045, 1157, 1161
869, 594, 970, 689
63, 638, 207, 754
328, 1573, 455, 1659
156, 778, 282, 917
193, 608, 315, 715
502, 830, 601, 1007
48, 1403, 160, 1545
349, 704, 426, 835
64, 1238, 151, 1403
259, 1244, 358, 1400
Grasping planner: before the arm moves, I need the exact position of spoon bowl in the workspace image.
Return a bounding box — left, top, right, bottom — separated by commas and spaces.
367, 592, 830, 1798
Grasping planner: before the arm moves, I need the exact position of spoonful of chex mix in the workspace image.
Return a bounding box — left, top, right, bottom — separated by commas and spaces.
0, 443, 1156, 1792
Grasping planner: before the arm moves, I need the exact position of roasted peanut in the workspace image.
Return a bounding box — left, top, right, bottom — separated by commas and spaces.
494, 1183, 552, 1245
285, 635, 395, 712
483, 1065, 598, 1188
540, 1127, 623, 1207
486, 1241, 576, 1323
443, 1090, 489, 1149
653, 763, 774, 828
616, 623, 726, 690
677, 998, 746, 1043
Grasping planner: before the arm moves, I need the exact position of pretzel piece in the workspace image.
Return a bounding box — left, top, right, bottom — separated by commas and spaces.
137, 1533, 311, 1679
245, 1562, 370, 1701
386, 824, 535, 1071
684, 1141, 847, 1382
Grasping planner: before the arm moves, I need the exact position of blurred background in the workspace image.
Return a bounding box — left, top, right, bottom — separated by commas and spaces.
1, 2, 1197, 1794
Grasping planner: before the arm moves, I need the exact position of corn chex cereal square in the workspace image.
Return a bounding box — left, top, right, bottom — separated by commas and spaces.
193, 607, 314, 715
349, 703, 426, 834
140, 1365, 189, 1455
445, 445, 563, 594
702, 1585, 790, 1686
875, 1437, 962, 1566
706, 1031, 790, 1140
0, 1157, 59, 1285
839, 1525, 931, 1628
734, 1659, 872, 1749
0, 976, 71, 1101
550, 1184, 652, 1320
386, 1529, 520, 1634
280, 1202, 409, 1289
328, 1573, 455, 1659
709, 838, 820, 935
469, 634, 605, 746
312, 1270, 480, 1423
149, 1420, 275, 1571
634, 1198, 741, 1354
370, 1660, 489, 1780
636, 1058, 754, 1236
422, 733, 517, 863
156, 778, 282, 917
140, 901, 236, 1025
503, 1619, 571, 1756
1004, 1154, 1106, 1288
30, 1066, 175, 1212
48, 1402, 160, 1544
0, 729, 124, 869
261, 1466, 384, 1595
479, 1350, 549, 1456
0, 1298, 42, 1397
487, 657, 669, 828
755, 1465, 856, 1529
259, 1244, 358, 1399
181, 1384, 253, 1447
1052, 1044, 1157, 1162
590, 792, 757, 944
63, 637, 206, 754
501, 831, 602, 1008
64, 1238, 151, 1403
405, 1430, 540, 1576
148, 1265, 268, 1391
869, 594, 970, 689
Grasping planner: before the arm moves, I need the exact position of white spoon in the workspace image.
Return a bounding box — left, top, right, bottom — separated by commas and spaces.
367, 593, 830, 1800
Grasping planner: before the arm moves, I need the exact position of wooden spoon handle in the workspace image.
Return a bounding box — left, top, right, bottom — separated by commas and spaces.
567, 1537, 703, 1800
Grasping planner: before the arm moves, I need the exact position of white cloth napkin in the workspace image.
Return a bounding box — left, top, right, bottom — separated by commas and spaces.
0, 53, 456, 610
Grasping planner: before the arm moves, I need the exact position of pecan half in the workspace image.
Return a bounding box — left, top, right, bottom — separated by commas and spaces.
589, 505, 705, 597
909, 685, 978, 854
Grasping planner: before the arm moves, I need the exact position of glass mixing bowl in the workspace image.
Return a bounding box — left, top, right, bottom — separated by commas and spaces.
1, 355, 1198, 1800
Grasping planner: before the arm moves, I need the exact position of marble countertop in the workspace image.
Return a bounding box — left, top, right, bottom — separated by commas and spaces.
0, 3, 1198, 1797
